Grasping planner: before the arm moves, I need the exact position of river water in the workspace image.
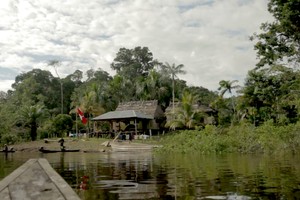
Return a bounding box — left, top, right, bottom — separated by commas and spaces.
1, 151, 300, 200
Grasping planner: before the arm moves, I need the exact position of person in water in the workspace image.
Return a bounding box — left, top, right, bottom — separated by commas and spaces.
58, 138, 65, 150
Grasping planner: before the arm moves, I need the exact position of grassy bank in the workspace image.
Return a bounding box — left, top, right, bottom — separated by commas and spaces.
157, 120, 300, 154
4, 120, 300, 154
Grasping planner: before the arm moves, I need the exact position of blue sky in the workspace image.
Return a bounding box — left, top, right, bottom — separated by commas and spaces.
0, 0, 272, 92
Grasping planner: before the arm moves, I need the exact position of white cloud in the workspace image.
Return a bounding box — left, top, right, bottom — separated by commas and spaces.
0, 0, 273, 92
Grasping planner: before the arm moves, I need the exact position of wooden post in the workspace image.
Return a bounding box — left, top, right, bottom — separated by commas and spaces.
135, 119, 138, 135
76, 112, 78, 138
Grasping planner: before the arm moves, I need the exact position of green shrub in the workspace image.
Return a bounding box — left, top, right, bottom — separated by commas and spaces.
158, 122, 300, 154
38, 130, 49, 139
1, 133, 19, 145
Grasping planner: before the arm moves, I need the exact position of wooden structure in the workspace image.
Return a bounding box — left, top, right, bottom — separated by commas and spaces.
116, 100, 165, 130
92, 100, 165, 135
0, 158, 80, 200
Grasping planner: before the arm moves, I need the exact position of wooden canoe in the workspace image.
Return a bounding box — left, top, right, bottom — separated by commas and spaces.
0, 150, 15, 153
110, 142, 159, 152
0, 158, 81, 200
39, 148, 80, 153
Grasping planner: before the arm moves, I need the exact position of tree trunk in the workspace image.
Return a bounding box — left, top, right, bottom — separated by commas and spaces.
31, 122, 37, 141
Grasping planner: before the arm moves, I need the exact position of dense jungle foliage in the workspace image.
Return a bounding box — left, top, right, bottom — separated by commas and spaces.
0, 46, 218, 144
0, 0, 299, 154
159, 121, 300, 154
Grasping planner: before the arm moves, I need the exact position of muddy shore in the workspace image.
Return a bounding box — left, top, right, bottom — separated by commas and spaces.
5, 138, 112, 152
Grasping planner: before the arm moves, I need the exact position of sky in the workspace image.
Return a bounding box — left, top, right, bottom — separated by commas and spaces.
0, 0, 273, 93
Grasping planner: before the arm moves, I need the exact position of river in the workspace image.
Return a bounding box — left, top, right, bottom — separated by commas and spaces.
1, 151, 300, 199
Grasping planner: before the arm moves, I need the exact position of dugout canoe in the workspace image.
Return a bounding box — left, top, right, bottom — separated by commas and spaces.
0, 158, 80, 200
39, 148, 80, 153
0, 150, 15, 153
110, 142, 160, 152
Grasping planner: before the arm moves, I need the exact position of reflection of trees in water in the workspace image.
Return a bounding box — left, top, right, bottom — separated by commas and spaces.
54, 153, 78, 187
113, 159, 151, 182
155, 168, 170, 199
50, 153, 300, 200
238, 167, 300, 199
0, 154, 15, 180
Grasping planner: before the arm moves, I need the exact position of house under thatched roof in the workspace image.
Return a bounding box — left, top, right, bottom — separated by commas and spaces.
116, 100, 164, 120
92, 100, 165, 134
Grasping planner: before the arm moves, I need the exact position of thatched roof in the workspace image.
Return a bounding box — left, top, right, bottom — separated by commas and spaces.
92, 110, 153, 121
116, 100, 164, 119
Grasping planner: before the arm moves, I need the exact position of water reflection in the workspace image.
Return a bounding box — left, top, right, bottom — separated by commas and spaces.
1, 152, 300, 199
88, 152, 158, 200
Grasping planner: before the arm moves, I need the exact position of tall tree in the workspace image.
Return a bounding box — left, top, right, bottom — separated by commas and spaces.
161, 62, 186, 113
187, 86, 218, 106
218, 80, 239, 125
111, 46, 158, 78
48, 60, 64, 114
11, 69, 61, 113
251, 0, 300, 68
66, 70, 83, 83
108, 74, 135, 102
136, 69, 172, 106
241, 66, 299, 125
218, 80, 239, 98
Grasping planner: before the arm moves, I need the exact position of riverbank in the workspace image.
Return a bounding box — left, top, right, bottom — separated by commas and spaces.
8, 138, 112, 152
7, 137, 161, 152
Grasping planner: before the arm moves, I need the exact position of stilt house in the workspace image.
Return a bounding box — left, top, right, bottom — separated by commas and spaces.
92, 100, 165, 135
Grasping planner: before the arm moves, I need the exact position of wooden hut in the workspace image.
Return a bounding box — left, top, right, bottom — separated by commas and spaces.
116, 100, 165, 130
92, 100, 165, 136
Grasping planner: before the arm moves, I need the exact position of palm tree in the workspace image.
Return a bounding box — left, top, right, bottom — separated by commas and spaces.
20, 104, 46, 141
166, 91, 202, 130
136, 69, 169, 103
218, 80, 239, 98
161, 62, 186, 113
218, 80, 239, 125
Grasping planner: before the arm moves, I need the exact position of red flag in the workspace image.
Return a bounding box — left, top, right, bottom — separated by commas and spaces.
77, 108, 87, 124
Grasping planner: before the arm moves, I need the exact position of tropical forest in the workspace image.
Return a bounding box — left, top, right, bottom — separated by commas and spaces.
0, 0, 299, 155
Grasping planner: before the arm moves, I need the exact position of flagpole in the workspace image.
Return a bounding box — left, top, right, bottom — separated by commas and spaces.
76, 108, 78, 138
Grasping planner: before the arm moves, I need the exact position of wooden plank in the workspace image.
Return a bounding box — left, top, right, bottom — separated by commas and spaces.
0, 187, 10, 200
0, 159, 81, 200
8, 161, 65, 200
0, 159, 36, 192
38, 159, 81, 200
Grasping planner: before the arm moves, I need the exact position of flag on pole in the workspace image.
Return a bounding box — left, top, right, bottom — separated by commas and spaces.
77, 108, 87, 124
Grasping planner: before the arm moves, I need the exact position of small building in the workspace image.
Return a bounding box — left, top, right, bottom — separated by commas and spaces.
92, 100, 165, 136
